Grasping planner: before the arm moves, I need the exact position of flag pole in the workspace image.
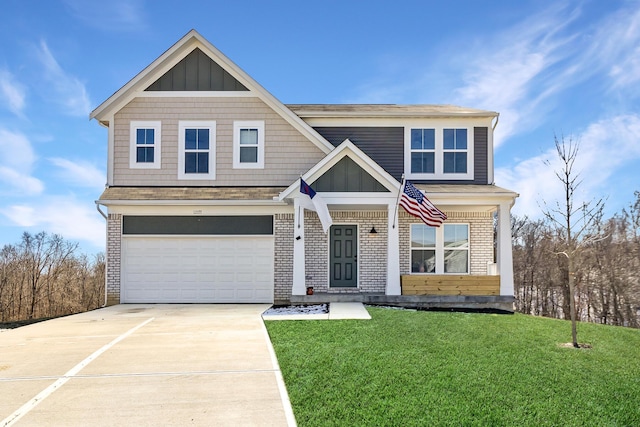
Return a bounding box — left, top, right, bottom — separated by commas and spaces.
392, 174, 405, 229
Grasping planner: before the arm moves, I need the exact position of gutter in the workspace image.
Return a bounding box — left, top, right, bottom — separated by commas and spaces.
95, 201, 108, 308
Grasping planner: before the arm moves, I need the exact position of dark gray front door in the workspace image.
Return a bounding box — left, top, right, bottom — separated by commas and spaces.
330, 225, 357, 287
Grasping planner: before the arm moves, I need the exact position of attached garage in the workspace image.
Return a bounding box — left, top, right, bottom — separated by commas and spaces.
120, 216, 274, 303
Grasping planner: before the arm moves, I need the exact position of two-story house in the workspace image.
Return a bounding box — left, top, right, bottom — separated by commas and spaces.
92, 30, 518, 311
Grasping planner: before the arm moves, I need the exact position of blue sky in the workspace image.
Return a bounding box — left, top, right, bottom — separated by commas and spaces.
1, 0, 639, 254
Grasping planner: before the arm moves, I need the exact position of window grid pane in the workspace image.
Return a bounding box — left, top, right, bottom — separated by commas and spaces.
240, 128, 258, 145
240, 146, 258, 163
136, 147, 154, 163
197, 129, 209, 149
411, 224, 436, 248
443, 128, 468, 174
444, 250, 468, 273
412, 249, 436, 273
444, 224, 469, 248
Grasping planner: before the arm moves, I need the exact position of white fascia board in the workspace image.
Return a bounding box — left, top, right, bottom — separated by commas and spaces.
301, 116, 496, 127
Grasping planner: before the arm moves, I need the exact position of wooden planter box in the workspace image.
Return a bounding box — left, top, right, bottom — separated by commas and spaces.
401, 275, 500, 296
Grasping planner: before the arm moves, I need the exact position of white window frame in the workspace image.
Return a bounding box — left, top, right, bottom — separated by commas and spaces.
410, 223, 470, 274
404, 125, 474, 180
233, 120, 265, 169
178, 121, 216, 180
129, 121, 161, 169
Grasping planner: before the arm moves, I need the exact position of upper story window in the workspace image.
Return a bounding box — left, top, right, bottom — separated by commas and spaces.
178, 121, 216, 180
233, 121, 265, 169
443, 129, 467, 174
405, 126, 473, 180
410, 128, 435, 174
410, 223, 469, 274
129, 121, 161, 169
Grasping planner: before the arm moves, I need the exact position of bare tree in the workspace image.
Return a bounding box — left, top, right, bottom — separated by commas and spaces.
0, 232, 104, 324
540, 135, 606, 346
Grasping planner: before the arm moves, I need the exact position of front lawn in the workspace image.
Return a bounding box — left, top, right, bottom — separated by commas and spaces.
266, 308, 640, 426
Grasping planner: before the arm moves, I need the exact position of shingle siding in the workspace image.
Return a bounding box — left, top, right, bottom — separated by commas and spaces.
113, 97, 325, 186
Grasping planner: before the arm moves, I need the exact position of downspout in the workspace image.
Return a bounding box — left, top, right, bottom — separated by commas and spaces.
95, 201, 108, 307
492, 114, 499, 131
489, 114, 499, 185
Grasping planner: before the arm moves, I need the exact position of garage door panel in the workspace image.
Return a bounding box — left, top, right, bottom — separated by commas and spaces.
122, 236, 274, 303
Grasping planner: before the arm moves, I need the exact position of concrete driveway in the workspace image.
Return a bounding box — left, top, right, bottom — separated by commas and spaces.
0, 305, 295, 426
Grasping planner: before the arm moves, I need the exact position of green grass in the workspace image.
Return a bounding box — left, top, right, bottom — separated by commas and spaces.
266, 308, 640, 426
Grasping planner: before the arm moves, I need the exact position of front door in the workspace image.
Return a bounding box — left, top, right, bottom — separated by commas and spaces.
330, 225, 357, 288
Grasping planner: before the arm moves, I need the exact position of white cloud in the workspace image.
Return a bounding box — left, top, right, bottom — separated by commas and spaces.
453, 3, 581, 145
0, 167, 44, 195
0, 128, 44, 195
0, 68, 26, 116
34, 40, 91, 116
1, 196, 105, 250
497, 114, 640, 219
49, 157, 105, 190
586, 4, 640, 91
64, 0, 146, 32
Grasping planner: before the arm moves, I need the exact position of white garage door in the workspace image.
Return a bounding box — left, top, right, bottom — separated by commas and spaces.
121, 236, 274, 303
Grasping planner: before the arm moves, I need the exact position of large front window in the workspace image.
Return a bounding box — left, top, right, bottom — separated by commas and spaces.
178, 121, 216, 180
411, 223, 469, 273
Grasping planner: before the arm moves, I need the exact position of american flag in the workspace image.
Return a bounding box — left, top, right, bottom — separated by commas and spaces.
399, 181, 447, 227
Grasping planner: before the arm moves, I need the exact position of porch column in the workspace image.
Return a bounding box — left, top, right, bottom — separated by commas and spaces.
497, 201, 514, 296
292, 198, 306, 296
386, 203, 401, 295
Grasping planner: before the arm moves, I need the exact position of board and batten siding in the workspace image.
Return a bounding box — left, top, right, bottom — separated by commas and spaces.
313, 126, 489, 184
112, 97, 326, 186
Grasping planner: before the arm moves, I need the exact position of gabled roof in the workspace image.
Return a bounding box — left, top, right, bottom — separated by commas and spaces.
90, 29, 333, 153
279, 139, 401, 200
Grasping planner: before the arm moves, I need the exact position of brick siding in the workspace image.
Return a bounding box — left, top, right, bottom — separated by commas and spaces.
106, 213, 122, 305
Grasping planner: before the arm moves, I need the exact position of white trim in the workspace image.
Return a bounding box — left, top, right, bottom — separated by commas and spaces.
497, 202, 514, 296
292, 198, 306, 296
300, 116, 495, 128
233, 120, 265, 169
386, 203, 401, 295
138, 91, 257, 98
410, 223, 470, 274
178, 120, 216, 180
107, 113, 115, 186
129, 121, 161, 169
404, 126, 474, 180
